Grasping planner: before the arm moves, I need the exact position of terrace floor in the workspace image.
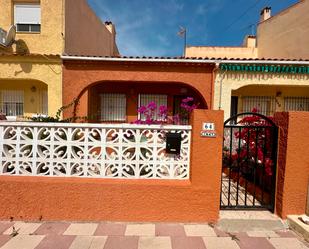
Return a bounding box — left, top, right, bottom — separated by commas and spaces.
0, 218, 308, 249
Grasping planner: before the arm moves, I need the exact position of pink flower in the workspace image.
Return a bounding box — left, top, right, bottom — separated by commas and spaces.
182, 97, 193, 103
147, 101, 157, 110
159, 105, 168, 114
138, 106, 147, 114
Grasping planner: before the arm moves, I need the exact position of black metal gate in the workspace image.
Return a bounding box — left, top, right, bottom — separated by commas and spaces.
220, 112, 278, 211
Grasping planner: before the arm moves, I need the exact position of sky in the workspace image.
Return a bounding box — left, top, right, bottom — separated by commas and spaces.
88, 0, 299, 57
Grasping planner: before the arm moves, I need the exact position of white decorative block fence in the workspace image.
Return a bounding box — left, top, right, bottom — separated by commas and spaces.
0, 122, 191, 179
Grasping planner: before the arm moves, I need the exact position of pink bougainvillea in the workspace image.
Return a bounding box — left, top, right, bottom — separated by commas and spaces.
134, 97, 198, 125
227, 109, 274, 176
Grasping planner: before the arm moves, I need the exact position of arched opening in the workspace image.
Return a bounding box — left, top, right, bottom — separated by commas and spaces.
0, 79, 48, 120
73, 81, 208, 123
230, 84, 309, 117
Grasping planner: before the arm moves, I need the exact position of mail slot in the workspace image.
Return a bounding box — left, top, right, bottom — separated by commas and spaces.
166, 132, 181, 154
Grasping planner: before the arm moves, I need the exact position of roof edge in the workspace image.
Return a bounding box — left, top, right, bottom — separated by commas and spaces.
61, 55, 309, 65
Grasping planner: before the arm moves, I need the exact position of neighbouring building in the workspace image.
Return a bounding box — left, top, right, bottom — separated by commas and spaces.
0, 0, 118, 120
186, 0, 309, 60
257, 0, 309, 60
216, 61, 309, 120
186, 0, 309, 120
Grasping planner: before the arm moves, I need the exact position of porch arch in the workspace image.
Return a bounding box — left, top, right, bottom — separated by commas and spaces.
0, 78, 49, 118
71, 80, 209, 123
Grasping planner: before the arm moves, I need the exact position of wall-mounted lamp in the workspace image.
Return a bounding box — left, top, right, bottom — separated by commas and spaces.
180, 87, 188, 94
30, 86, 37, 92
276, 91, 282, 97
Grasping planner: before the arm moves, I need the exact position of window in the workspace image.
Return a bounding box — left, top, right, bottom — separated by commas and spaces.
0, 90, 24, 116
14, 4, 41, 33
100, 93, 126, 121
284, 97, 309, 111
138, 94, 168, 121
242, 96, 275, 116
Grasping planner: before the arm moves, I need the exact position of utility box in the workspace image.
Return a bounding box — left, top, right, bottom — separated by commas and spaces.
166, 132, 181, 154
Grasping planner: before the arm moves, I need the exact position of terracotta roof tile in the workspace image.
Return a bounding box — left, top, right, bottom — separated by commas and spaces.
62, 54, 309, 62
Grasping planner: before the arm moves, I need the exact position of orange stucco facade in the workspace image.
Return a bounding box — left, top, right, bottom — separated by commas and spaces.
62, 59, 215, 122
275, 112, 309, 218
0, 110, 223, 222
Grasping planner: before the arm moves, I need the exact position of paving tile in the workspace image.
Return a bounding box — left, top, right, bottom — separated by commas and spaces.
63, 223, 98, 236
69, 236, 107, 249
155, 224, 186, 237
0, 222, 14, 234
88, 236, 108, 249
0, 235, 45, 249
171, 236, 206, 249
103, 236, 138, 249
94, 222, 126, 236
3, 222, 42, 235
275, 230, 297, 238
236, 237, 276, 249
183, 224, 216, 237
0, 235, 11, 247
139, 236, 172, 249
213, 227, 230, 237
69, 236, 93, 249
35, 234, 75, 249
269, 238, 309, 249
203, 237, 240, 249
34, 222, 71, 235
247, 231, 280, 238
125, 224, 155, 236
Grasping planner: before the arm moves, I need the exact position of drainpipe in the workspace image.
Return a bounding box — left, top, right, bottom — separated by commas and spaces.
218, 66, 228, 110
211, 63, 220, 110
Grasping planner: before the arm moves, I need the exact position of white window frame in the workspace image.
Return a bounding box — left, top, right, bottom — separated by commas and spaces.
100, 93, 127, 122
0, 90, 24, 119
138, 94, 168, 121
14, 4, 41, 33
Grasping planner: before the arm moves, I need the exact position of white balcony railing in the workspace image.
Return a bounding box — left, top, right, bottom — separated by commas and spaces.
0, 122, 191, 179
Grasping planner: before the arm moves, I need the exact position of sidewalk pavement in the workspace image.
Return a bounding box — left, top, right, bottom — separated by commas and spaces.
0, 220, 308, 249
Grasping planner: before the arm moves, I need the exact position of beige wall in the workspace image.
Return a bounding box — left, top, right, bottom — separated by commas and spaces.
0, 0, 119, 56
0, 0, 64, 55
0, 55, 62, 116
257, 0, 309, 59
214, 70, 309, 120
65, 0, 119, 56
186, 46, 258, 59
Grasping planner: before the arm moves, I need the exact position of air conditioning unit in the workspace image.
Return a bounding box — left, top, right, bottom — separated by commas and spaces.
0, 27, 7, 46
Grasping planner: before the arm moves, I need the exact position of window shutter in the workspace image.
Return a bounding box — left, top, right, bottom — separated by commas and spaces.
15, 4, 41, 24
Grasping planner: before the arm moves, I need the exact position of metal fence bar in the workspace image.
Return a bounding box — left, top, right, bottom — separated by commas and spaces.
221, 112, 278, 211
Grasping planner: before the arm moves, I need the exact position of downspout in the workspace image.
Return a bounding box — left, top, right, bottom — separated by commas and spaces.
211, 63, 220, 110
218, 66, 228, 110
